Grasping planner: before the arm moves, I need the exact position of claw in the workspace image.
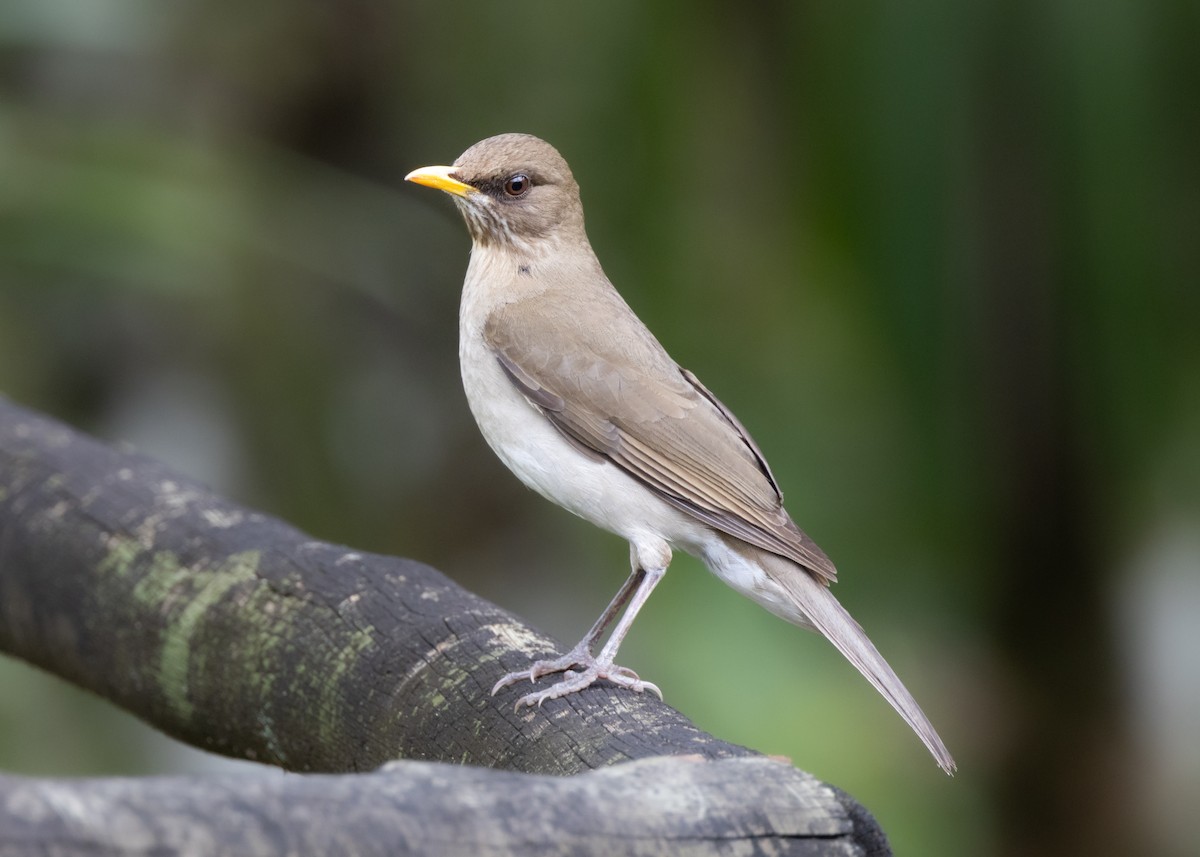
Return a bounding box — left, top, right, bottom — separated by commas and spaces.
495, 662, 664, 710
491, 648, 592, 697
492, 643, 663, 708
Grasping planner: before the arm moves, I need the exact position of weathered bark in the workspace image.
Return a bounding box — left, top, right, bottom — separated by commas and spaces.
0, 757, 884, 856
0, 396, 889, 855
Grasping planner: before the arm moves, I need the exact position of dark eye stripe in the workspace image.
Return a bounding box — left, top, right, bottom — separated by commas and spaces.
471, 172, 539, 199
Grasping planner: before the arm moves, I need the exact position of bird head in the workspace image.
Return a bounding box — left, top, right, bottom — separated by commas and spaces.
406, 133, 585, 251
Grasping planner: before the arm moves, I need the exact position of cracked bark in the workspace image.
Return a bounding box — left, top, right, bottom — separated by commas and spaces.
0, 396, 890, 856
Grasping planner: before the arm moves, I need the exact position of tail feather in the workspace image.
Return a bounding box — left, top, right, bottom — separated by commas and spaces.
762, 553, 957, 774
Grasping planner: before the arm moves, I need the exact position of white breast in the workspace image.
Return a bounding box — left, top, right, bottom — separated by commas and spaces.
456, 249, 710, 560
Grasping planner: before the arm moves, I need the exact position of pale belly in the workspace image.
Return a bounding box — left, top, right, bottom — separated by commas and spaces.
458, 331, 707, 554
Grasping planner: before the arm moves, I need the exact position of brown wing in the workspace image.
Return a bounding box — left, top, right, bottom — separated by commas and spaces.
484, 292, 837, 582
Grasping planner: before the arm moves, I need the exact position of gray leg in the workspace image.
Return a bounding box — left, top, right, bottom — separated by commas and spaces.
491, 563, 667, 708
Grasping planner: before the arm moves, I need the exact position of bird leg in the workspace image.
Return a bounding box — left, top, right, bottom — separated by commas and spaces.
491, 564, 666, 709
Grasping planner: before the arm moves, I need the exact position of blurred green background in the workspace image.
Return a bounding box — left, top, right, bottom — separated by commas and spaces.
2, 1, 1198, 855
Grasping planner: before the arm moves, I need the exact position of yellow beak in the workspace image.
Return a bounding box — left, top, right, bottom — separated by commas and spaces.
404, 165, 476, 197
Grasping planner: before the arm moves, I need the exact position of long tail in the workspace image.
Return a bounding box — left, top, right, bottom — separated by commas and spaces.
760, 552, 956, 774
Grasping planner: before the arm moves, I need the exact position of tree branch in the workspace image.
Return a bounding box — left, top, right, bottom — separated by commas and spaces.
0, 756, 889, 856
0, 396, 889, 855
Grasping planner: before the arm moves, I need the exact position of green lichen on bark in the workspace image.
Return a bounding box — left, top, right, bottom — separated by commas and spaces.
1, 396, 773, 777
159, 550, 262, 722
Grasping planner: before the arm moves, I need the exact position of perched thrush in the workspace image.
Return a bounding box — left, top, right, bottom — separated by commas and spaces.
407, 133, 955, 773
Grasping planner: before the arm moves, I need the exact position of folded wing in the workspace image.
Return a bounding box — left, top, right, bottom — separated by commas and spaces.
485, 291, 837, 583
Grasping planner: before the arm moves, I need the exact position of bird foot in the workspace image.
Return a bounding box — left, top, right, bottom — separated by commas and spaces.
491, 647, 662, 709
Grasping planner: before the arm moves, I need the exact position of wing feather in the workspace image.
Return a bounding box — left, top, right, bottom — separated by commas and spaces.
484, 293, 836, 582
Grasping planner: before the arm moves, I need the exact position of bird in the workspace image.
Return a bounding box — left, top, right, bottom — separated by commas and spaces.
405, 133, 955, 774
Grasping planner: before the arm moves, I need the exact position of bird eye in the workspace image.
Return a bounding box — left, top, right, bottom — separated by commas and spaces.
504, 174, 531, 197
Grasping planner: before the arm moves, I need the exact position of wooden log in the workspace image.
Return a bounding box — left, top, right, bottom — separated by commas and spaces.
0, 396, 890, 855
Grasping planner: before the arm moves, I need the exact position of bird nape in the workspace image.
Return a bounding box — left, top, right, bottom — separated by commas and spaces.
405, 133, 955, 775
